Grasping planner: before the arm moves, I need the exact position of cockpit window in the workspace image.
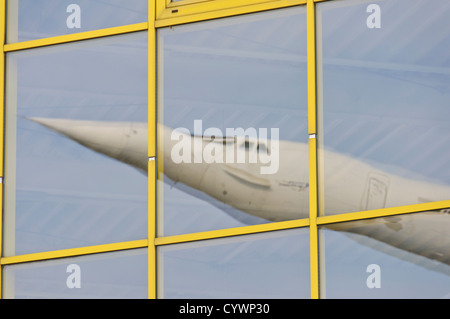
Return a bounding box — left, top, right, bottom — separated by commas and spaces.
240, 141, 254, 150
239, 141, 270, 154
257, 143, 270, 154
257, 143, 266, 152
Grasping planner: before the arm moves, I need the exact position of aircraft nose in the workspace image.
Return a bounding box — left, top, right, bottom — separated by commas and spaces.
27, 117, 148, 172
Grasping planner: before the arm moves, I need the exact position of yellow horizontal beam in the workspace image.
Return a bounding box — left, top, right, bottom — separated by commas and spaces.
164, 0, 326, 7
167, 0, 212, 7
0, 239, 148, 265
317, 200, 450, 226
155, 0, 306, 28
4, 22, 148, 52
155, 218, 310, 246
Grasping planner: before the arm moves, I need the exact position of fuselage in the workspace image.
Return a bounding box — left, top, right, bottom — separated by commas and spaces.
160, 124, 310, 221
28, 117, 450, 269
29, 117, 450, 221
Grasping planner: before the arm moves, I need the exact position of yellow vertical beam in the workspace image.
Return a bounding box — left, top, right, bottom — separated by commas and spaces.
307, 0, 319, 299
148, 0, 157, 300
149, 6, 156, 159
148, 159, 156, 299
0, 0, 4, 179
314, 0, 326, 298
308, 137, 319, 299
0, 0, 6, 300
307, 0, 316, 136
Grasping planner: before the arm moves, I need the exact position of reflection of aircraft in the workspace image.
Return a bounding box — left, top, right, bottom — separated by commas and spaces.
29, 117, 450, 273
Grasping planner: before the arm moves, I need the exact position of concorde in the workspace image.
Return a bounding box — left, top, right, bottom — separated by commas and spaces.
28, 117, 450, 273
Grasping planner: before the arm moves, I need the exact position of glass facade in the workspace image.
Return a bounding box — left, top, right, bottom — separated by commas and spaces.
3, 248, 147, 298
320, 212, 450, 298
158, 229, 310, 298
157, 7, 308, 236
0, 0, 449, 300
317, 0, 450, 216
4, 32, 148, 256
7, 0, 148, 42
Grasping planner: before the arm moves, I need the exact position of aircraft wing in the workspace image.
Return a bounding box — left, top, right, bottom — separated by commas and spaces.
325, 210, 450, 275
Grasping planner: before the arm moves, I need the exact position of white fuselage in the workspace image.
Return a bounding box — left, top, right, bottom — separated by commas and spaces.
28, 117, 450, 269
29, 117, 450, 220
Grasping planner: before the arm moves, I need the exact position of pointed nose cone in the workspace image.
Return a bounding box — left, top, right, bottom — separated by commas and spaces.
28, 117, 148, 172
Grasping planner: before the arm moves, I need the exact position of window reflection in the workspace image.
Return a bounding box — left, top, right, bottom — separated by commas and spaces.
2, 249, 148, 299
7, 0, 148, 43
320, 211, 450, 298
4, 32, 148, 256
317, 0, 450, 216
158, 229, 310, 298
157, 7, 308, 236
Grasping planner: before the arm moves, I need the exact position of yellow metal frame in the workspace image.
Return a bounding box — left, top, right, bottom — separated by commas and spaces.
0, 0, 448, 300
155, 0, 306, 27
0, 0, 4, 299
3, 22, 149, 52
148, 0, 158, 300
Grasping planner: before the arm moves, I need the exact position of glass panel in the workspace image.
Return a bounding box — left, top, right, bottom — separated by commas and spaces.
7, 0, 148, 43
158, 229, 310, 298
157, 7, 308, 236
317, 0, 450, 215
4, 32, 148, 256
2, 248, 148, 299
320, 211, 450, 298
